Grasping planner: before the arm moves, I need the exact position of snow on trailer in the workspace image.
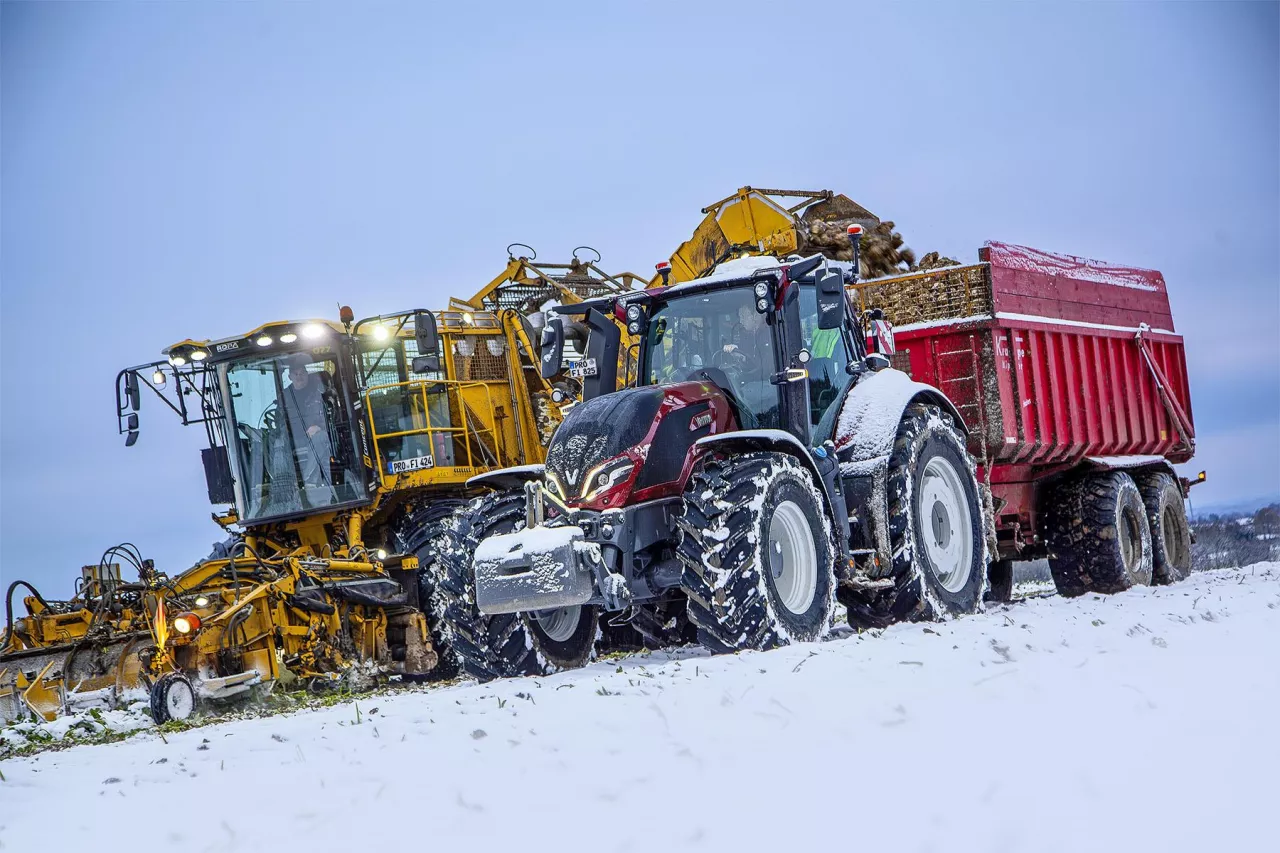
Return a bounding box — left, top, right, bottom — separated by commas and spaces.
848, 240, 1197, 594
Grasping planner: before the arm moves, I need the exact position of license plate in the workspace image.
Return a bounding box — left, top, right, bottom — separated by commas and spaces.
391, 455, 434, 474
569, 358, 598, 379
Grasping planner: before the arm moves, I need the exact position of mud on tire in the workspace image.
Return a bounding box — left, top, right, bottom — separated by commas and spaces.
678, 452, 836, 653
428, 490, 597, 681
1045, 470, 1153, 597
841, 403, 987, 629
1134, 471, 1192, 585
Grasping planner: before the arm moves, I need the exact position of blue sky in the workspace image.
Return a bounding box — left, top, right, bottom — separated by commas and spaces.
3, 1, 1277, 595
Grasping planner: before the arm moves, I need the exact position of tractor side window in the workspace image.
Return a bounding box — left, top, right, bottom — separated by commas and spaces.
798, 284, 853, 443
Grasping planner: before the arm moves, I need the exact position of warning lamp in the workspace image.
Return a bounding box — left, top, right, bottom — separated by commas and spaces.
847, 224, 863, 237
173, 612, 202, 634
152, 369, 167, 386
655, 261, 672, 287
339, 305, 355, 325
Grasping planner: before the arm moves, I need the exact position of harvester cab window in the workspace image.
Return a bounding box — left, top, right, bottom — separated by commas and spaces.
224, 353, 363, 521
643, 287, 781, 430
361, 339, 457, 472
798, 284, 853, 443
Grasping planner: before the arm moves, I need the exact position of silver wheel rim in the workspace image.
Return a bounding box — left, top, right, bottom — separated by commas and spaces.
531, 606, 582, 643
919, 456, 975, 594
166, 678, 194, 721
767, 500, 819, 615
1120, 504, 1146, 580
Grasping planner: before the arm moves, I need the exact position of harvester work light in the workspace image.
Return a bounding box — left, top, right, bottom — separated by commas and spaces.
190, 350, 207, 361
173, 612, 202, 634
169, 355, 186, 367
256, 335, 273, 347
302, 324, 325, 340
279, 333, 298, 344
152, 370, 166, 386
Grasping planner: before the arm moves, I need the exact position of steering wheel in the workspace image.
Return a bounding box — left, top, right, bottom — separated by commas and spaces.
711, 346, 748, 372
258, 400, 280, 431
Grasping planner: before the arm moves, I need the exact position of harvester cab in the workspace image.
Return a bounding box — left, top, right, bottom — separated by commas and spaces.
431, 227, 989, 680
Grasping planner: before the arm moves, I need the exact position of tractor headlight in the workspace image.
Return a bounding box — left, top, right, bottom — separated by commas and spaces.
628, 321, 642, 335
753, 281, 770, 299
544, 472, 565, 499
626, 304, 642, 322
581, 459, 635, 502
173, 612, 202, 634
756, 298, 769, 312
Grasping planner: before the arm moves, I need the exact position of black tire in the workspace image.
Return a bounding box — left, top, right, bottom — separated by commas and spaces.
841, 403, 987, 629
396, 498, 466, 679
1135, 471, 1192, 585
678, 453, 836, 653
1045, 470, 1153, 597
429, 490, 597, 681
150, 672, 196, 724
984, 559, 1015, 604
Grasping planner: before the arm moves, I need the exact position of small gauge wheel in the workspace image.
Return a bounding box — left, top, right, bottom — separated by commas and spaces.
150, 672, 196, 723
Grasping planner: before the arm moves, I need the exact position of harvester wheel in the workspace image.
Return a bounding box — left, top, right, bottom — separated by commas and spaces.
430, 490, 597, 681
1135, 471, 1193, 584
150, 672, 196, 724
678, 452, 836, 652
397, 498, 466, 678
1045, 471, 1153, 596
840, 404, 987, 629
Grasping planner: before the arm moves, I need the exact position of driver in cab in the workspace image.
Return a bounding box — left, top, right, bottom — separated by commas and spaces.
283, 353, 333, 485
721, 301, 772, 371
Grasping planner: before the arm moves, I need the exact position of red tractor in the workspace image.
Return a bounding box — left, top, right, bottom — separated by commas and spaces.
426, 230, 992, 678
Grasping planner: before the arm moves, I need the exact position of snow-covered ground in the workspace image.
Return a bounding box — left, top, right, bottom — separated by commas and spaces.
3, 564, 1277, 852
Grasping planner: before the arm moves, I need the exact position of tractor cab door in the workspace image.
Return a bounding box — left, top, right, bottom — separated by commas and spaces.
795, 283, 855, 446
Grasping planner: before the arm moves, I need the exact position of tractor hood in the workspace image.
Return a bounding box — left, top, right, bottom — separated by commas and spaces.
544, 381, 735, 510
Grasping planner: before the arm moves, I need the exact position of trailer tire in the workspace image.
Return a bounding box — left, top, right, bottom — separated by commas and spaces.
841, 404, 987, 628
150, 672, 196, 724
429, 491, 597, 681
397, 498, 466, 679
1045, 471, 1153, 597
678, 453, 836, 653
1135, 471, 1192, 585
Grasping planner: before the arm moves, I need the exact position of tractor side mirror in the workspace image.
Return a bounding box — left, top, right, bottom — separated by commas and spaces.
412, 310, 441, 374
817, 270, 845, 330
125, 413, 140, 446
124, 372, 141, 412
540, 317, 565, 379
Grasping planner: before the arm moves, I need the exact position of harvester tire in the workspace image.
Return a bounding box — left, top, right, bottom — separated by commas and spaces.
150, 672, 196, 724
678, 452, 836, 653
1135, 471, 1193, 585
397, 498, 466, 678
1045, 471, 1153, 597
840, 404, 987, 629
430, 490, 597, 681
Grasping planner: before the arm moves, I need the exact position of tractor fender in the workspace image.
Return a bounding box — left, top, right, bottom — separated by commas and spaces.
834, 368, 967, 466
467, 464, 545, 492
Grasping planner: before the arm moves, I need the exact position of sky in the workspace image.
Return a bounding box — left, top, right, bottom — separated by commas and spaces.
2, 1, 1277, 596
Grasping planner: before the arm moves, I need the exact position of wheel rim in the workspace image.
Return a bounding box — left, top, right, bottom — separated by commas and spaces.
766, 500, 819, 615
166, 678, 194, 721
1120, 505, 1144, 576
919, 456, 975, 594
1162, 505, 1187, 567
531, 606, 582, 643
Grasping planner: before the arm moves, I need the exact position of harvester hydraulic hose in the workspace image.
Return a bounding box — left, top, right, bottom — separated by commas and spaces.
4, 580, 52, 647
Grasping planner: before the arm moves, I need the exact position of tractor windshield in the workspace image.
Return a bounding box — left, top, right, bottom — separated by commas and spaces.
641, 285, 781, 429
222, 352, 364, 521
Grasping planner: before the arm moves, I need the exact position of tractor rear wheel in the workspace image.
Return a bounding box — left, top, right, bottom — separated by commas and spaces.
841, 403, 987, 629
1045, 470, 1154, 596
1135, 471, 1192, 584
678, 453, 836, 652
428, 490, 598, 681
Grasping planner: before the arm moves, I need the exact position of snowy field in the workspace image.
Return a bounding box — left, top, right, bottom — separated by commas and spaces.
3, 564, 1277, 852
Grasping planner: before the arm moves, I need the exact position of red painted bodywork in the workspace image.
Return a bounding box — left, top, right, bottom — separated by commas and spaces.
565, 380, 736, 512
887, 242, 1195, 557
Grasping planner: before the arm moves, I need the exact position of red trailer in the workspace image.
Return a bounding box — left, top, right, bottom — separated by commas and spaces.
853, 241, 1198, 598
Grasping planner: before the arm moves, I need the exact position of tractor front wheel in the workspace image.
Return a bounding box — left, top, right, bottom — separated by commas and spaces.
678, 452, 836, 652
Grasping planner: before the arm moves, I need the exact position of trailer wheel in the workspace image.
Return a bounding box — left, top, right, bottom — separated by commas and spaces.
1045, 471, 1153, 596
397, 498, 466, 678
429, 490, 597, 681
678, 453, 836, 652
1135, 471, 1192, 584
842, 404, 987, 628
149, 672, 196, 724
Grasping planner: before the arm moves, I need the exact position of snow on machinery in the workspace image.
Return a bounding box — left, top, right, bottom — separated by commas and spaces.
0, 250, 640, 723
427, 190, 1200, 678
